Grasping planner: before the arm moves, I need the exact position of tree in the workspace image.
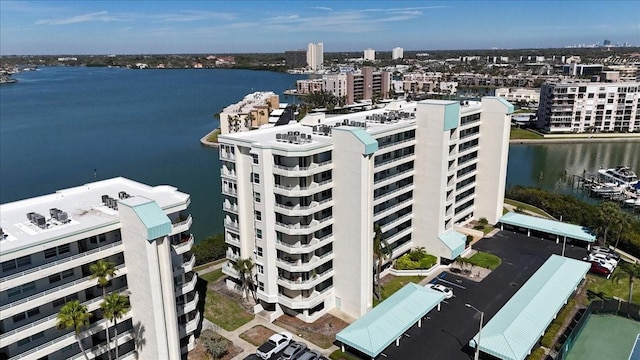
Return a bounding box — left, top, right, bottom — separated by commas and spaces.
596, 202, 621, 247
90, 259, 117, 360
101, 293, 131, 360
612, 261, 640, 314
613, 214, 632, 250
233, 258, 256, 300
373, 224, 392, 300
57, 300, 92, 360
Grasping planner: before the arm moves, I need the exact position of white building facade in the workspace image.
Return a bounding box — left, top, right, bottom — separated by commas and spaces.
392, 47, 404, 60
0, 178, 199, 360
363, 49, 375, 61
307, 43, 324, 71
218, 98, 513, 323
495, 87, 540, 105
537, 81, 640, 133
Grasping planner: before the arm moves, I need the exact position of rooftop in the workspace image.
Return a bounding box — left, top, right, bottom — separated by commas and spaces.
498, 212, 596, 243
0, 177, 190, 256
221, 91, 276, 114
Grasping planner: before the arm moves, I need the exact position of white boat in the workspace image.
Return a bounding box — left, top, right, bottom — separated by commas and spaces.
624, 198, 640, 207
591, 184, 624, 195
597, 166, 639, 187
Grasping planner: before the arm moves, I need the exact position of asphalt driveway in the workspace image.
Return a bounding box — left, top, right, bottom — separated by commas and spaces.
380, 231, 589, 360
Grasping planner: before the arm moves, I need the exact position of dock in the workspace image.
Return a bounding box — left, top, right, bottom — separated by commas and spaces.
571, 172, 640, 213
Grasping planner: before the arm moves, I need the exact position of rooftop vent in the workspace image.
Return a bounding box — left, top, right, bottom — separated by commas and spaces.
26, 212, 47, 229
276, 131, 312, 144
49, 208, 70, 223
101, 195, 119, 211
118, 191, 131, 200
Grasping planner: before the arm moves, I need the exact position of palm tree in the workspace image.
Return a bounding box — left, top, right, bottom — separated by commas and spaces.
613, 214, 631, 250
90, 260, 116, 360
612, 261, 640, 315
373, 224, 392, 300
101, 293, 131, 360
57, 300, 92, 360
596, 202, 620, 246
233, 258, 256, 300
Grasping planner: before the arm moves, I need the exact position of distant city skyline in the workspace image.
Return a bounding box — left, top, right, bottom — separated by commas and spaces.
1, 0, 639, 55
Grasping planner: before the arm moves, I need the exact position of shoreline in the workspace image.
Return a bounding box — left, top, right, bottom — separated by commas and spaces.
510, 137, 640, 144
200, 128, 220, 148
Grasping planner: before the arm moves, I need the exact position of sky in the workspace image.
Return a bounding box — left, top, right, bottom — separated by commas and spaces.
1, 1, 639, 55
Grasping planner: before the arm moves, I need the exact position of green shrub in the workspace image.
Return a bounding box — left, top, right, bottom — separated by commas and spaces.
478, 217, 489, 226
419, 255, 437, 269
193, 233, 226, 266
200, 329, 228, 359
395, 253, 437, 270
526, 346, 546, 360
395, 255, 418, 270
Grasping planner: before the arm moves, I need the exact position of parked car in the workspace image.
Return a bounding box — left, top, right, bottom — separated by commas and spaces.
279, 342, 307, 360
591, 247, 621, 260
588, 253, 618, 267
297, 350, 322, 360
426, 283, 454, 299
257, 332, 293, 360
586, 258, 615, 272
589, 261, 612, 276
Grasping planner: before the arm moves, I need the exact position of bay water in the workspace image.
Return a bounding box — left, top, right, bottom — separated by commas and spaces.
1, 67, 637, 241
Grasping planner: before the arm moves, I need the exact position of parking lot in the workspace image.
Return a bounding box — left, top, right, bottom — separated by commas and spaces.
381, 231, 589, 360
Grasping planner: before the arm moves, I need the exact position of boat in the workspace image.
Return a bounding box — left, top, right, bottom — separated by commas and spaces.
597, 166, 639, 187
624, 198, 640, 207
591, 183, 624, 195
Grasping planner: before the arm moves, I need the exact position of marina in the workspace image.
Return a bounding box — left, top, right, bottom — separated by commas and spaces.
571, 166, 640, 212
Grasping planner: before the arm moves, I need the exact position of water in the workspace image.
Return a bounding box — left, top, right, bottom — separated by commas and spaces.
0, 67, 304, 241
1, 67, 638, 241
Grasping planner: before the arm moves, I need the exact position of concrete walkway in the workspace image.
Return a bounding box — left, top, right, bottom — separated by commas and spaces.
196, 261, 338, 359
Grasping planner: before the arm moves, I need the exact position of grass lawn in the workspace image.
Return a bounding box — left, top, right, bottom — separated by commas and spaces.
239, 325, 275, 346
329, 350, 361, 360
510, 127, 543, 139
373, 275, 424, 307
585, 271, 640, 302
206, 128, 221, 142
200, 268, 224, 283
504, 198, 555, 219
466, 252, 501, 270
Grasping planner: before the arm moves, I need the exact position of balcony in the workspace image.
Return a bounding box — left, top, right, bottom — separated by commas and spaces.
170, 215, 192, 235
222, 262, 239, 278
277, 269, 334, 290
179, 312, 201, 337
374, 168, 415, 186
377, 137, 416, 151
0, 264, 127, 321
67, 328, 135, 360
223, 201, 239, 214
171, 234, 194, 255
175, 273, 198, 296
272, 160, 333, 176
373, 199, 413, 222
174, 253, 195, 275
221, 187, 238, 197
181, 334, 197, 354
380, 213, 413, 234
273, 180, 332, 197
8, 312, 132, 360
0, 241, 124, 292
224, 219, 240, 232
220, 167, 237, 179
219, 150, 235, 161
276, 251, 334, 272
0, 287, 128, 345
274, 198, 333, 217
275, 216, 333, 236
373, 184, 414, 203
178, 291, 200, 316
274, 234, 333, 254
277, 287, 333, 309
374, 153, 416, 170
225, 233, 241, 247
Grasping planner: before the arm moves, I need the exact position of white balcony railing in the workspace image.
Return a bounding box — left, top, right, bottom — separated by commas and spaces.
172, 235, 194, 255
175, 273, 198, 295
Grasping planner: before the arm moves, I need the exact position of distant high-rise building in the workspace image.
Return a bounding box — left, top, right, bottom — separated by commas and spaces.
364, 48, 376, 61
346, 66, 391, 104
392, 47, 404, 60
285, 50, 307, 68
307, 43, 324, 71
603, 39, 611, 46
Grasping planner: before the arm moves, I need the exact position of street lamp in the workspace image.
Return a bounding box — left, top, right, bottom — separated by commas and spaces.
465, 303, 484, 360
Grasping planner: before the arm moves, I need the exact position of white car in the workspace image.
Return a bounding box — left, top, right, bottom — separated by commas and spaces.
257, 332, 293, 360
588, 253, 618, 267
426, 283, 454, 299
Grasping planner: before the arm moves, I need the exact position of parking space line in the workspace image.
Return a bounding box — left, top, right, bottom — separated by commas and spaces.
437, 278, 466, 289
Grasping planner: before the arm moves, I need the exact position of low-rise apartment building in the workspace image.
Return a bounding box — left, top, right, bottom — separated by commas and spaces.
0, 178, 199, 360
219, 92, 280, 135
218, 97, 513, 323
537, 81, 640, 133
495, 87, 540, 105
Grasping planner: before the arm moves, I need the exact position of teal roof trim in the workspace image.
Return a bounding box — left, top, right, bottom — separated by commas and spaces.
350, 128, 379, 155
443, 102, 461, 131
492, 96, 515, 114
337, 283, 445, 357
438, 230, 466, 259
130, 200, 172, 241
499, 212, 596, 243
470, 255, 590, 360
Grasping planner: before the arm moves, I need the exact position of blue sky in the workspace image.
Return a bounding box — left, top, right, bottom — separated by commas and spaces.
1, 1, 639, 55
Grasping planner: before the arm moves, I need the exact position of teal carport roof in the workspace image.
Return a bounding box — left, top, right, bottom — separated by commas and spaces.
470, 255, 590, 360
336, 283, 445, 357
499, 212, 596, 243
123, 197, 172, 241
438, 230, 467, 259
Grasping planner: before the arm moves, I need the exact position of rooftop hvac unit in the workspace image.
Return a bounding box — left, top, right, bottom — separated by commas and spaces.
101, 194, 109, 204
50, 208, 60, 217
276, 133, 282, 140
27, 212, 36, 221
118, 191, 130, 200
55, 211, 69, 223
34, 214, 46, 228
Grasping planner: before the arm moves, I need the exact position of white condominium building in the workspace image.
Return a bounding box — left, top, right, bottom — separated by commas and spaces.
307, 43, 324, 71
537, 81, 640, 133
218, 97, 513, 323
392, 47, 404, 60
363, 49, 375, 62
219, 92, 280, 135
0, 178, 199, 360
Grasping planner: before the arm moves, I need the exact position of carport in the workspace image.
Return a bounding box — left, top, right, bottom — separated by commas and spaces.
468, 255, 590, 360
336, 283, 446, 359
498, 212, 596, 248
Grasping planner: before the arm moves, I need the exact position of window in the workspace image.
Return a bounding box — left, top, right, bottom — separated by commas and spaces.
256, 247, 263, 257
53, 294, 78, 308
257, 264, 264, 274
2, 255, 31, 272
17, 332, 45, 347
89, 234, 107, 244
252, 154, 259, 164
256, 229, 262, 239
8, 282, 36, 298
254, 192, 261, 203
255, 211, 262, 221
13, 308, 40, 323
252, 173, 260, 184
258, 281, 264, 291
